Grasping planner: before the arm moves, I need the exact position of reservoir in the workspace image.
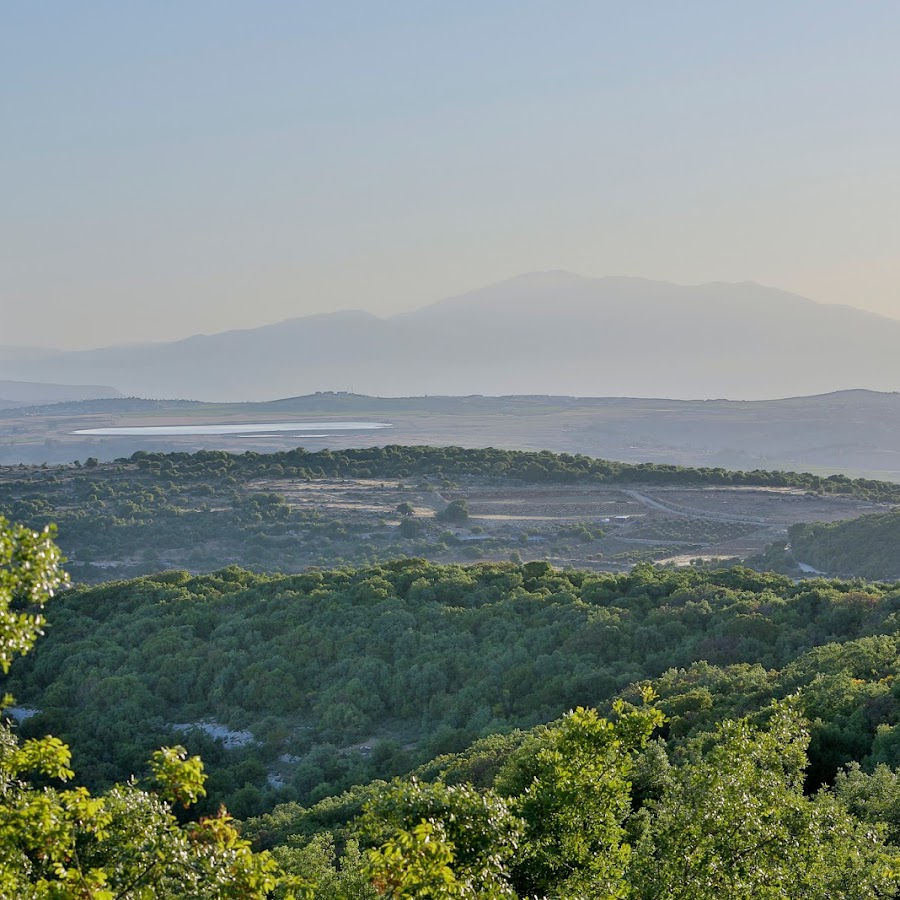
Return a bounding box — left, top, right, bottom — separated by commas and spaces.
72, 421, 392, 436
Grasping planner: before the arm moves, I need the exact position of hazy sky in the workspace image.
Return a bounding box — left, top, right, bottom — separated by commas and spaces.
4, 1, 900, 349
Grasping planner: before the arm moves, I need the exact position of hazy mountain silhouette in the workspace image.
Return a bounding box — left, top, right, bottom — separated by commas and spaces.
2, 272, 899, 401
0, 380, 122, 410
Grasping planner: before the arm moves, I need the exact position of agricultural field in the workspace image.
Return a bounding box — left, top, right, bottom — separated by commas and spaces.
0, 451, 888, 582
262, 478, 887, 570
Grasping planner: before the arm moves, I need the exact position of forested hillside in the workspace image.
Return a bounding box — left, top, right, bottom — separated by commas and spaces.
0, 516, 288, 897
786, 510, 900, 580
242, 704, 900, 898
246, 612, 900, 843
9, 560, 900, 822
102, 444, 900, 495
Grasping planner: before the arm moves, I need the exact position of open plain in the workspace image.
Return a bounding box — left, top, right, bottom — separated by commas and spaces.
5, 391, 900, 481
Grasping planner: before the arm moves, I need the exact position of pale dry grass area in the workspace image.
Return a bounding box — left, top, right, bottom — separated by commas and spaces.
250, 477, 891, 569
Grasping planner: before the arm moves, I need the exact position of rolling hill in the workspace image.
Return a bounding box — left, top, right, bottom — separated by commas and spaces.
0, 379, 122, 409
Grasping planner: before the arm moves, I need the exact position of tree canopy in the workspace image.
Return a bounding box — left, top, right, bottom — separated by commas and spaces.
0, 516, 294, 898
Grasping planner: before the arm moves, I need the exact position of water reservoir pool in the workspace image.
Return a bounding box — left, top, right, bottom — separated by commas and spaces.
72, 421, 392, 436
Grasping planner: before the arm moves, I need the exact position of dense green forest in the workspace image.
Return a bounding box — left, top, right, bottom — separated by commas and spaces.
784, 510, 900, 580
5, 443, 900, 894
0, 516, 288, 898
114, 444, 900, 496
5, 507, 900, 894
245, 609, 900, 846
9, 560, 900, 824
243, 700, 900, 898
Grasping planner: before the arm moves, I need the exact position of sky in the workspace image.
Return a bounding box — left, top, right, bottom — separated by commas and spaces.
3, 1, 900, 349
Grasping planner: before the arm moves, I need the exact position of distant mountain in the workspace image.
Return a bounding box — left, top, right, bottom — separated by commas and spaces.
3, 272, 900, 401
0, 380, 122, 410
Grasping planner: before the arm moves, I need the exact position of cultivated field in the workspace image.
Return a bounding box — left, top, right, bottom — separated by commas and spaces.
252, 477, 888, 572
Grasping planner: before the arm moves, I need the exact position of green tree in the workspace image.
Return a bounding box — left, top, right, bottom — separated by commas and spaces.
497, 699, 663, 899
0, 517, 64, 674
365, 821, 458, 899
630, 702, 899, 899
399, 518, 423, 539
361, 778, 521, 899
833, 762, 900, 844
0, 516, 298, 899
435, 501, 468, 525
272, 834, 376, 900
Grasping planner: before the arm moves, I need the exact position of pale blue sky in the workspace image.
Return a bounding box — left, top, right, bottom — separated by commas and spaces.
4, 1, 900, 348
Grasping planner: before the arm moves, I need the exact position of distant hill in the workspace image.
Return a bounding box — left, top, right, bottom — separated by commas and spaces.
785, 511, 900, 580
4, 273, 900, 401
7, 388, 900, 477
0, 380, 122, 409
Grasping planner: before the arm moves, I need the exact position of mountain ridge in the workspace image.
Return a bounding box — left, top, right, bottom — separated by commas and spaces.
0, 380, 122, 410
3, 272, 900, 401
